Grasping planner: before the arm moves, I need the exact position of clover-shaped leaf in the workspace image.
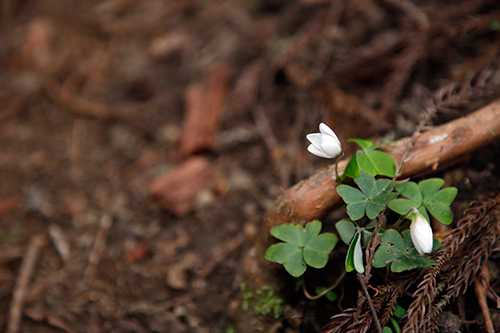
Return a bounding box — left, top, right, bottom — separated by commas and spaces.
341, 139, 396, 179
372, 229, 438, 272
388, 179, 458, 224
337, 171, 398, 221
265, 221, 338, 277
336, 219, 358, 245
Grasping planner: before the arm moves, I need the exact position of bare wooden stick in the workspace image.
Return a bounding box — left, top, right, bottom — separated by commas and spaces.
48, 224, 71, 262
267, 100, 500, 226
84, 214, 112, 282
473, 265, 495, 333
7, 235, 45, 333
358, 273, 383, 333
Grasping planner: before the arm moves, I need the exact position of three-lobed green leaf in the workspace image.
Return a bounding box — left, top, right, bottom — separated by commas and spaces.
388, 178, 458, 224
336, 219, 357, 245
265, 221, 338, 277
372, 229, 438, 272
337, 171, 397, 221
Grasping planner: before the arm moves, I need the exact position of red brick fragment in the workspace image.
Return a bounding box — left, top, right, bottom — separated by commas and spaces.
150, 157, 215, 216
123, 244, 151, 264
179, 64, 230, 156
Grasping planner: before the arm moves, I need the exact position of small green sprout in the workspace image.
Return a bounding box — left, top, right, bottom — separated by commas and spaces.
240, 283, 284, 318
315, 287, 337, 302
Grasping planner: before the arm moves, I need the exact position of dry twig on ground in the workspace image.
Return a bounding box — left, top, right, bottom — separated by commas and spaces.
7, 235, 45, 333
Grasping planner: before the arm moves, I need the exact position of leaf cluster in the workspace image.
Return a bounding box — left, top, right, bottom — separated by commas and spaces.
265, 221, 338, 277
372, 229, 440, 272
336, 219, 383, 273
388, 179, 458, 224
337, 171, 397, 221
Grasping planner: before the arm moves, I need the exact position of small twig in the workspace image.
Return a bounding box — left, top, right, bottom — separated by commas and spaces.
252, 107, 290, 188
199, 233, 246, 278
311, 0, 344, 81
363, 215, 386, 280
84, 214, 112, 282
70, 118, 87, 182
302, 270, 346, 300
7, 234, 45, 333
48, 224, 71, 262
473, 265, 495, 333
44, 77, 118, 119
24, 307, 77, 333
357, 273, 383, 333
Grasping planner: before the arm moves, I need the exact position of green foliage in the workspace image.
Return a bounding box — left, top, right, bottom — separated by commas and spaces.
388, 178, 458, 224
265, 221, 338, 277
336, 219, 365, 272
342, 139, 396, 179
254, 286, 284, 318
389, 317, 401, 333
336, 219, 384, 273
345, 231, 364, 273
372, 229, 440, 272
240, 283, 284, 319
315, 287, 338, 302
383, 306, 406, 333
240, 282, 254, 312
393, 305, 407, 318
490, 20, 500, 31
336, 219, 358, 245
337, 171, 398, 221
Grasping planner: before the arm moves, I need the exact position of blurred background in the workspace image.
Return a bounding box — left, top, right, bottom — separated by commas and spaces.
0, 0, 500, 332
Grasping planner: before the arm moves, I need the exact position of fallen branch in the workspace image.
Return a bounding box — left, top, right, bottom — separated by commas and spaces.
267, 99, 500, 226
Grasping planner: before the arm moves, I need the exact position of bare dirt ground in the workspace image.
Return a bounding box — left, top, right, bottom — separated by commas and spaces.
0, 0, 500, 332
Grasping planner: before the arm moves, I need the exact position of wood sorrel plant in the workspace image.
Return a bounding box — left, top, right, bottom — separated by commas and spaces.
265, 123, 458, 278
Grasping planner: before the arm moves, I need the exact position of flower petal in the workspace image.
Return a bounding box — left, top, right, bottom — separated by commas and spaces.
306, 133, 323, 147
319, 123, 341, 147
320, 135, 342, 158
319, 123, 335, 136
410, 213, 433, 255
307, 144, 332, 159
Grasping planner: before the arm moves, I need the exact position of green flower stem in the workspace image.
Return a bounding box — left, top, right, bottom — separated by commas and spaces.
391, 207, 414, 230
334, 151, 345, 182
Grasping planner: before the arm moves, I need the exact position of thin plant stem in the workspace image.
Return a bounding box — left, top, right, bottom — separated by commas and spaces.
302, 270, 347, 300
334, 152, 345, 181
358, 273, 383, 333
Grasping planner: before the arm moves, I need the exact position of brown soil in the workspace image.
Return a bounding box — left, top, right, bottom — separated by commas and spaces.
0, 0, 499, 332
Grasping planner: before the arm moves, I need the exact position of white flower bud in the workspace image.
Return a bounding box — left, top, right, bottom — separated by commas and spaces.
306, 123, 342, 159
410, 209, 434, 255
